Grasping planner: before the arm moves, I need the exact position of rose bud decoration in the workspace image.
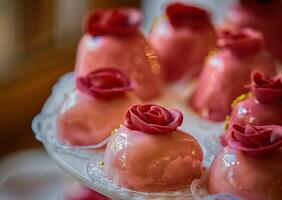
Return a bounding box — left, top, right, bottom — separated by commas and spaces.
149, 2, 216, 82
190, 28, 276, 122
124, 104, 183, 134
104, 104, 203, 192
75, 8, 163, 101
76, 68, 134, 100
228, 124, 282, 158
84, 8, 141, 36
208, 124, 282, 199
249, 71, 282, 104
58, 67, 140, 146
225, 0, 282, 62
223, 72, 282, 144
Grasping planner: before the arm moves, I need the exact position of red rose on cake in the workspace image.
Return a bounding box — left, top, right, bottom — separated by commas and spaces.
104, 104, 203, 192
149, 2, 216, 82
58, 67, 140, 146
190, 28, 276, 121
75, 8, 163, 101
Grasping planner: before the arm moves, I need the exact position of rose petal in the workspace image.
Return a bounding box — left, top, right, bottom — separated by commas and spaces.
166, 3, 211, 29
84, 8, 141, 36
76, 67, 134, 100
217, 28, 263, 55
249, 71, 282, 104
228, 123, 282, 158
124, 104, 183, 134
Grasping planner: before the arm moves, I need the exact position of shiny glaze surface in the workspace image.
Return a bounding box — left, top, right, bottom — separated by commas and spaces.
104, 127, 203, 192
75, 34, 163, 101
149, 22, 216, 82
58, 94, 140, 146
229, 96, 282, 127
208, 147, 282, 200
226, 4, 282, 61
190, 49, 276, 121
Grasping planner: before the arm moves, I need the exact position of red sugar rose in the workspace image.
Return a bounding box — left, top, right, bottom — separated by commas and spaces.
84, 8, 141, 36
248, 71, 282, 104
228, 124, 282, 158
217, 28, 263, 55
166, 3, 211, 30
76, 68, 134, 100
124, 104, 183, 134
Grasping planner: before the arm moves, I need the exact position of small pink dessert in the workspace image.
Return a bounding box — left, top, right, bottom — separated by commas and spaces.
209, 123, 282, 200
104, 104, 203, 192
229, 71, 282, 128
190, 28, 276, 121
149, 3, 216, 81
58, 68, 140, 146
226, 0, 282, 62
75, 8, 163, 101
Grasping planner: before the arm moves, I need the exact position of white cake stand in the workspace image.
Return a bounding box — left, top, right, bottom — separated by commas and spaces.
32, 72, 239, 200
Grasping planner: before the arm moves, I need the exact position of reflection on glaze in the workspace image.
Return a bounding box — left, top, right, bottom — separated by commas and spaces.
190, 49, 276, 122
149, 16, 216, 81
104, 127, 203, 192
229, 96, 282, 128
86, 35, 102, 50
58, 94, 140, 146
75, 34, 163, 101
208, 147, 282, 200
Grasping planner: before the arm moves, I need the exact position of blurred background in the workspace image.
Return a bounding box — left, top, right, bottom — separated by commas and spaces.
0, 0, 142, 157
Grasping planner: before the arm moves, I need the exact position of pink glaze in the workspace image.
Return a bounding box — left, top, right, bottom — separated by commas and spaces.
149, 22, 216, 81
58, 94, 140, 146
229, 96, 282, 128
208, 147, 282, 200
75, 33, 163, 101
104, 127, 203, 192
149, 2, 216, 82
226, 0, 282, 62
190, 32, 276, 121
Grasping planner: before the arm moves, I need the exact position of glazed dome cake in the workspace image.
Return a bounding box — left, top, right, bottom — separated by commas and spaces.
220, 71, 282, 145
75, 8, 163, 101
226, 0, 282, 62
190, 28, 276, 121
149, 2, 216, 82
104, 104, 203, 192
58, 68, 140, 146
209, 124, 282, 200
228, 71, 282, 128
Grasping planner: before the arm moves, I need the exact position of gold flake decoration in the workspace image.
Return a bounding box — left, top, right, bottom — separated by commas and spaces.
111, 128, 118, 135
231, 92, 252, 109
224, 115, 230, 131
204, 48, 218, 65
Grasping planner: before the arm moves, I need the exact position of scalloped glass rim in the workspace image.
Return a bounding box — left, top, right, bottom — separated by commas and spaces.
32, 72, 114, 157
32, 72, 240, 199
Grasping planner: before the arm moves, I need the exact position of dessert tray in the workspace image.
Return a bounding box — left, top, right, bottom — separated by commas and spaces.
32, 72, 239, 200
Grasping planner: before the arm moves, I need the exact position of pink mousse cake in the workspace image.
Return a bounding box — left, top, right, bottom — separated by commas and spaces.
104, 104, 203, 192
190, 28, 276, 121
75, 8, 163, 101
58, 68, 140, 146
149, 3, 216, 82
229, 71, 282, 128
209, 123, 282, 200
226, 0, 282, 62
